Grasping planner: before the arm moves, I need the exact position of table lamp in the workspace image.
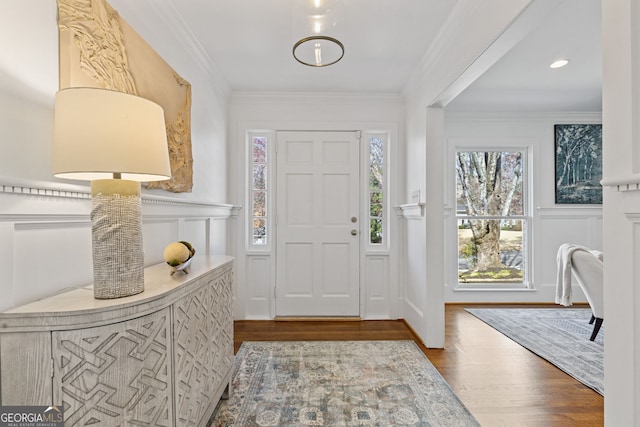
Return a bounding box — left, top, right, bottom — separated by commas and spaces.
53, 87, 171, 299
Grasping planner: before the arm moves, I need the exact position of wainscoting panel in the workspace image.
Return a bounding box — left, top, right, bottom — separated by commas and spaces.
143, 218, 181, 266
0, 182, 236, 312
210, 218, 229, 255
245, 255, 271, 319
242, 253, 395, 320
183, 217, 210, 259
13, 220, 93, 308
363, 255, 390, 319
537, 210, 603, 290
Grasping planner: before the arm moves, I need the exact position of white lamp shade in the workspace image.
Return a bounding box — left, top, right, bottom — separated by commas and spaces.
53, 87, 171, 182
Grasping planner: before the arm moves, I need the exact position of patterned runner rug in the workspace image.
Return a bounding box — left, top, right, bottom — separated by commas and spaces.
210, 340, 479, 426
466, 308, 603, 395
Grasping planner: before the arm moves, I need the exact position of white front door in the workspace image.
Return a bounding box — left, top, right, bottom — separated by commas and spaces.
276, 131, 360, 317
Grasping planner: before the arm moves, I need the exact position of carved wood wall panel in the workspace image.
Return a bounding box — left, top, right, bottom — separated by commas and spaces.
173, 270, 234, 426
52, 308, 173, 426
57, 0, 193, 192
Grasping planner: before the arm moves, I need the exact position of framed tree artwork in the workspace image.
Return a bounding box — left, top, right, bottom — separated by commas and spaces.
554, 124, 603, 204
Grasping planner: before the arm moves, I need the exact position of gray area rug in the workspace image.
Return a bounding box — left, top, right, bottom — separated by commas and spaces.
465, 308, 603, 395
211, 340, 479, 426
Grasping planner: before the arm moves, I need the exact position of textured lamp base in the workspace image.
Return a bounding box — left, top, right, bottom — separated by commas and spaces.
91, 179, 144, 299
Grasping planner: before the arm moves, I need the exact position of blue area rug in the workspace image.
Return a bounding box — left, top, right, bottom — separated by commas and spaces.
465, 308, 603, 395
211, 340, 479, 426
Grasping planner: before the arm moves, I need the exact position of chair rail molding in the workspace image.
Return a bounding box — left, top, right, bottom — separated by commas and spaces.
601, 174, 640, 192
536, 206, 603, 219
1, 176, 235, 216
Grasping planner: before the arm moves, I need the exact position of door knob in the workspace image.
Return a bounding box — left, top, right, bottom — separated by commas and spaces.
351, 217, 357, 223
351, 229, 358, 236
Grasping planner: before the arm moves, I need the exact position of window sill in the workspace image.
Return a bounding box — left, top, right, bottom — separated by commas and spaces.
454, 286, 536, 292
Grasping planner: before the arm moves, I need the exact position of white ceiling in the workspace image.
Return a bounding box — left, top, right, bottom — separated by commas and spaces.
165, 0, 602, 111
447, 0, 602, 112
166, 0, 458, 94
103, 0, 602, 112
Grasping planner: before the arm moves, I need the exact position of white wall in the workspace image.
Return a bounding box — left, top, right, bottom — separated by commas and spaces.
601, 0, 640, 424
228, 92, 403, 320
443, 112, 602, 303
109, 0, 231, 203
0, 1, 233, 312
402, 0, 533, 347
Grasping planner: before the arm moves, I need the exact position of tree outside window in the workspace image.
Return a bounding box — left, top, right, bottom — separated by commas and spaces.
369, 136, 384, 244
251, 135, 268, 245
456, 151, 525, 284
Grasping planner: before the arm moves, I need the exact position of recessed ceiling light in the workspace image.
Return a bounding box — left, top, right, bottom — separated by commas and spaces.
550, 59, 570, 69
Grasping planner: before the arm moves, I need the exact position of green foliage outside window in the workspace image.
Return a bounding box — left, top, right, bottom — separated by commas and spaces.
252, 136, 268, 245
369, 137, 384, 244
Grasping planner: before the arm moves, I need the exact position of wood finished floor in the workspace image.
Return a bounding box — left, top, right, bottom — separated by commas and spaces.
234, 304, 604, 427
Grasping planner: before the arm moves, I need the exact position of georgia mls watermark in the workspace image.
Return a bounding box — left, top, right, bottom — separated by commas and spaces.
0, 406, 63, 427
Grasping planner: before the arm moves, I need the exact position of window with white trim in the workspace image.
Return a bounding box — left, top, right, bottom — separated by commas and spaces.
368, 134, 387, 246
249, 133, 269, 246
455, 150, 527, 285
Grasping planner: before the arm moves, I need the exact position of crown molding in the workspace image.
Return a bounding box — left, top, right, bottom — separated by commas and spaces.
144, 1, 232, 100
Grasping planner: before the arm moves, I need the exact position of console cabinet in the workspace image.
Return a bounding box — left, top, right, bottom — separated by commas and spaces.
0, 255, 233, 427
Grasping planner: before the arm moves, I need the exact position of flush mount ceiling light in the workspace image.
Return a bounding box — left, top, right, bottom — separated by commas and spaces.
550, 59, 570, 69
293, 35, 344, 67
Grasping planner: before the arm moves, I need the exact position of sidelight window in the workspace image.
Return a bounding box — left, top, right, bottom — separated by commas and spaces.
368, 134, 386, 245
250, 134, 269, 246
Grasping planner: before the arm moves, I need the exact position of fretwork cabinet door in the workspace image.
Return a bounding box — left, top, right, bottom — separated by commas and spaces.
52, 307, 173, 426
173, 269, 234, 426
